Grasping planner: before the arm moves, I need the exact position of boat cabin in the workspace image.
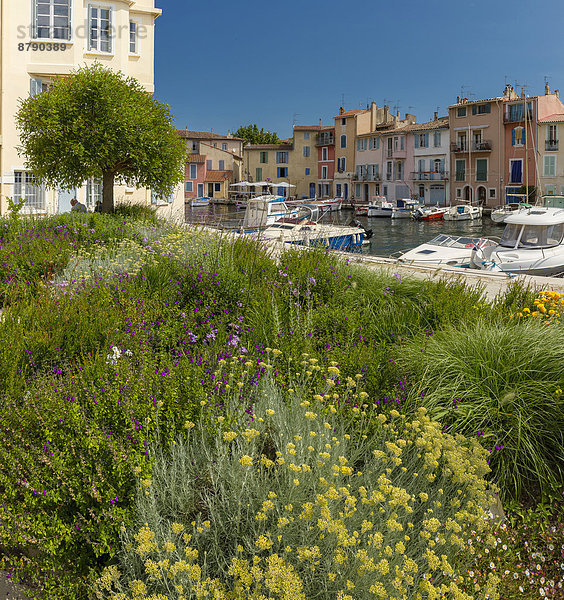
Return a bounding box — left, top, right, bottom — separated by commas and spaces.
499, 208, 564, 249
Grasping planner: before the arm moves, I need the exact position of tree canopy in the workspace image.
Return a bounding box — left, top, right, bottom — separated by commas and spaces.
233, 124, 282, 145
16, 63, 186, 213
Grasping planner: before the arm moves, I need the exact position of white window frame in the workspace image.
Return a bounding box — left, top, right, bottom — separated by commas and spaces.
543, 155, 556, 177
303, 146, 310, 157
86, 177, 102, 209
475, 157, 489, 182
185, 181, 193, 193
13, 171, 46, 211
321, 147, 328, 161
222, 143, 228, 151
151, 188, 175, 205
33, 0, 72, 40
489, 188, 496, 199
321, 165, 328, 179
303, 132, 310, 140
88, 3, 113, 54
508, 159, 522, 184
129, 18, 140, 55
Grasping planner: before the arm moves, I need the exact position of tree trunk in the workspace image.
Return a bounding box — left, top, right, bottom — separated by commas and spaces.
102, 170, 115, 213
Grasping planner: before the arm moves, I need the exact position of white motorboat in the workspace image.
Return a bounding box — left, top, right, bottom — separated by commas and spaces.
443, 204, 482, 221
391, 199, 421, 219
242, 195, 299, 230
413, 205, 448, 221
471, 207, 564, 276
368, 196, 394, 218
395, 234, 497, 268
253, 217, 365, 252
490, 202, 532, 224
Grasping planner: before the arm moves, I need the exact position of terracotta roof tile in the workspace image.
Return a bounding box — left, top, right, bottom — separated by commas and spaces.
178, 129, 244, 141
293, 125, 323, 131
538, 113, 564, 123
205, 170, 232, 182
334, 108, 367, 118
245, 143, 293, 150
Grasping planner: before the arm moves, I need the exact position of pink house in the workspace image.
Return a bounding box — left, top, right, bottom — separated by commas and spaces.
317, 126, 335, 197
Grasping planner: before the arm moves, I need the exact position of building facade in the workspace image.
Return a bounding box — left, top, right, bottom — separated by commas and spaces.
243, 126, 320, 199
408, 116, 450, 205
538, 113, 564, 196
0, 0, 185, 218
179, 130, 244, 200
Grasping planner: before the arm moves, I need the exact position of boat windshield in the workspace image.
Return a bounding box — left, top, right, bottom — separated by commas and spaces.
500, 223, 564, 248
428, 235, 483, 248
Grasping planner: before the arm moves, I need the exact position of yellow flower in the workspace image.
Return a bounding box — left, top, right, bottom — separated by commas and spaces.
223, 431, 237, 442
239, 455, 253, 467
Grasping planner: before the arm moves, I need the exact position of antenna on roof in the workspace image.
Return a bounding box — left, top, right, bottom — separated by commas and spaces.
292, 113, 301, 128
460, 85, 474, 98
393, 100, 401, 113
407, 105, 416, 114
383, 98, 392, 108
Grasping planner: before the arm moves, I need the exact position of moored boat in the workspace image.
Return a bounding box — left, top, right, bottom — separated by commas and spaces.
190, 197, 211, 207
443, 204, 482, 221
391, 199, 421, 219
490, 202, 532, 224
471, 206, 564, 276
413, 205, 448, 221
367, 196, 394, 218
394, 234, 497, 268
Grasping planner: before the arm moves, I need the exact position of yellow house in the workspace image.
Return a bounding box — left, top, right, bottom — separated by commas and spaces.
243, 126, 320, 199
0, 0, 184, 219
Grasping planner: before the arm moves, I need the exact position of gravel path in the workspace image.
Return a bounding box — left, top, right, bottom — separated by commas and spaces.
0, 573, 30, 599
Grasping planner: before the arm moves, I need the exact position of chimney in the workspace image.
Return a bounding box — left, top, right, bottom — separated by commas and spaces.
456, 96, 460, 104
556, 89, 560, 98
434, 111, 438, 121
545, 82, 551, 95
339, 106, 345, 115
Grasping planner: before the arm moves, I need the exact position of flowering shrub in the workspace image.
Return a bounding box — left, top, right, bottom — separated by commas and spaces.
96, 369, 499, 600
513, 290, 564, 324
462, 506, 564, 599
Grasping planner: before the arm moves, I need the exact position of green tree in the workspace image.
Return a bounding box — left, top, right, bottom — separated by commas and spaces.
16, 64, 186, 213
233, 124, 282, 145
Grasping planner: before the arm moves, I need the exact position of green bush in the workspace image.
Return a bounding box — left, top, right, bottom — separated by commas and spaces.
399, 320, 564, 502
95, 372, 499, 600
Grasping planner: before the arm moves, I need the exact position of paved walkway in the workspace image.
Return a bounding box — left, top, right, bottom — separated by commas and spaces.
0, 574, 29, 599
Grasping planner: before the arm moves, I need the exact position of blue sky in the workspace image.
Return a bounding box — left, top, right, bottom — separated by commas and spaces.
155, 0, 564, 138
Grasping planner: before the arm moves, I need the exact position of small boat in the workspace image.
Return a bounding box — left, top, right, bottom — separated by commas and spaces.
253, 217, 365, 252
354, 203, 369, 216
394, 234, 497, 268
368, 196, 394, 218
490, 202, 532, 224
391, 199, 421, 219
314, 198, 343, 212
413, 205, 448, 221
443, 204, 482, 221
471, 207, 564, 276
242, 195, 299, 230
190, 197, 211, 207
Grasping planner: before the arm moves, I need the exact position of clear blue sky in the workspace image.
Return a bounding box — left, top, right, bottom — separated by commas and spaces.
154, 0, 564, 139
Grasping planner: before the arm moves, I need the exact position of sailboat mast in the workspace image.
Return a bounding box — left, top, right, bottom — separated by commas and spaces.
524, 95, 529, 201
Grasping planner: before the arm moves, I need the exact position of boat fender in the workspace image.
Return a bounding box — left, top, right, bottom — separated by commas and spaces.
349, 218, 373, 240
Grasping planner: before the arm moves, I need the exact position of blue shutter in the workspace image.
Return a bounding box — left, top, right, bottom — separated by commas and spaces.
424, 133, 429, 147
472, 105, 477, 115
440, 159, 445, 174
414, 135, 419, 149
522, 127, 526, 146
30, 77, 42, 97
512, 129, 516, 146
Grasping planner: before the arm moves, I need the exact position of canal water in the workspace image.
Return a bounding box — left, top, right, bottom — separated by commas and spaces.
185, 205, 504, 258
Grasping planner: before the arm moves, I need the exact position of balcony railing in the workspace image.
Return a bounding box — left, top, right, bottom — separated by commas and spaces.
410, 171, 449, 181
546, 140, 559, 151
504, 110, 533, 123
316, 135, 335, 146
451, 140, 492, 153
353, 173, 382, 182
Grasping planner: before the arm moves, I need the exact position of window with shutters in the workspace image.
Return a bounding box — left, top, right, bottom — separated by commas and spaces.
276, 152, 288, 164
189, 164, 197, 179
544, 155, 556, 177
322, 147, 328, 161
34, 0, 71, 40
457, 107, 467, 117
303, 146, 310, 157
455, 160, 466, 181
476, 159, 488, 182
218, 160, 225, 170
433, 131, 441, 147
86, 178, 102, 209
259, 152, 268, 164
255, 168, 262, 181
129, 20, 139, 54
340, 135, 347, 149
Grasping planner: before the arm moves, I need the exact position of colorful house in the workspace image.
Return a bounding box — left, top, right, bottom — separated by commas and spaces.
179, 130, 244, 201
537, 112, 564, 197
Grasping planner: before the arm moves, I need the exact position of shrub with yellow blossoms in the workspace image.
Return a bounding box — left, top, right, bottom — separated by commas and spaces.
95, 372, 498, 600
514, 289, 564, 324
